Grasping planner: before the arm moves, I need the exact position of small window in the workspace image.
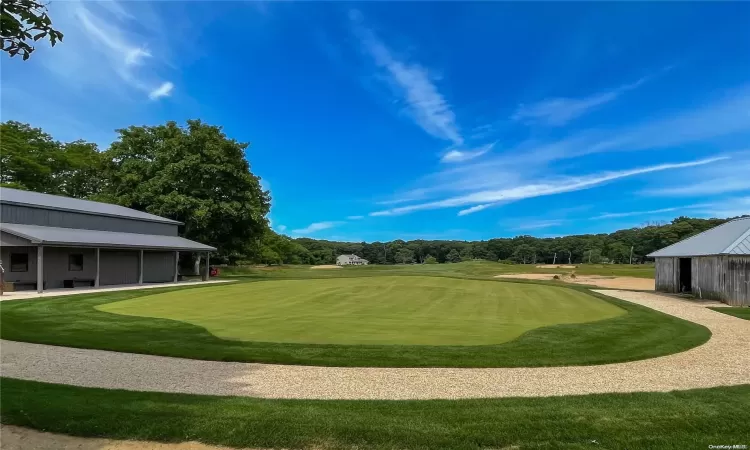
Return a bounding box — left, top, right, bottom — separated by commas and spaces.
10, 253, 28, 272
68, 254, 84, 271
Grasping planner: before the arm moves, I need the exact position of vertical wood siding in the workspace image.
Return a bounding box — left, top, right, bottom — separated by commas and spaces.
725, 256, 750, 306
691, 256, 726, 302
655, 257, 679, 292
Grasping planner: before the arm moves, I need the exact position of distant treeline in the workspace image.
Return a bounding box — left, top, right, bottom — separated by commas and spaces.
256, 216, 742, 266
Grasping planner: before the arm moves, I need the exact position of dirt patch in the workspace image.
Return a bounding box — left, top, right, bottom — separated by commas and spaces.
0, 425, 261, 450
494, 273, 654, 291
310, 265, 341, 270
535, 264, 577, 269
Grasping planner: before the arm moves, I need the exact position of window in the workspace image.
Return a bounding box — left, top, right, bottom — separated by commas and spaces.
68, 254, 84, 271
10, 253, 28, 272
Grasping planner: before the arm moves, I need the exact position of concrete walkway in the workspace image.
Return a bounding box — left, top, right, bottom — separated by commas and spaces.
0, 279, 233, 301
1, 290, 748, 400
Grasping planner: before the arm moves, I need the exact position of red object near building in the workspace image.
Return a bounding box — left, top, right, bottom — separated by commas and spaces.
209, 266, 219, 277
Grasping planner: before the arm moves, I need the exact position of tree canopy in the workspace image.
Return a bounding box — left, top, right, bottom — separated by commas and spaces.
99, 120, 271, 261
1, 0, 63, 60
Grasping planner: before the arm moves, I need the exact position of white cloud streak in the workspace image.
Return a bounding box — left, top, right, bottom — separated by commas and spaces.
512, 220, 565, 231
592, 205, 707, 220
149, 82, 174, 100
291, 221, 342, 234
347, 215, 364, 220
370, 157, 727, 217
512, 76, 648, 126
440, 143, 493, 163
350, 10, 463, 145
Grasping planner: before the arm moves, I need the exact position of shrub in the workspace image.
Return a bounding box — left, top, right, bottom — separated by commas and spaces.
497, 259, 515, 265
553, 275, 560, 280
424, 255, 438, 264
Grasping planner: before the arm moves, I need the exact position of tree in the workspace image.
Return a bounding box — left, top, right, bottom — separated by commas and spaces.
446, 248, 461, 263
424, 255, 438, 264
395, 248, 414, 264
100, 120, 270, 262
512, 244, 535, 264
0, 121, 104, 196
2, 0, 63, 60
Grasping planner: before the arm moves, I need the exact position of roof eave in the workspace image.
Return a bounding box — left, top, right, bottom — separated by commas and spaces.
0, 200, 183, 226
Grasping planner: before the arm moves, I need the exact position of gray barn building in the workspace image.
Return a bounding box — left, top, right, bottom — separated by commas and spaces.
648, 217, 750, 306
0, 187, 215, 293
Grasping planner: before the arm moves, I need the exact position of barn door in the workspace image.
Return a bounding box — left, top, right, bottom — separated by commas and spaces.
679, 258, 692, 293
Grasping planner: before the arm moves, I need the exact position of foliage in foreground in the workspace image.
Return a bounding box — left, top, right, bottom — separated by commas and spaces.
1, 0, 63, 60
2, 378, 749, 450
0, 277, 709, 367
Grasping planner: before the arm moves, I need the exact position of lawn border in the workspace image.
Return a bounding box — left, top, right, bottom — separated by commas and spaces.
0, 275, 711, 368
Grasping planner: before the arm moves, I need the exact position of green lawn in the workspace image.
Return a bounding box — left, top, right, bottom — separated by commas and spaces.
97, 276, 624, 345
0, 276, 709, 367
2, 378, 748, 450
709, 307, 750, 320
221, 260, 656, 280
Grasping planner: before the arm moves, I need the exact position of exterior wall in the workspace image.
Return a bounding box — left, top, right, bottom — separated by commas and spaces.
690, 256, 726, 302
100, 250, 139, 286
655, 257, 679, 293
657, 255, 750, 306
725, 256, 750, 306
43, 247, 98, 289
1, 204, 178, 236
0, 245, 38, 287
143, 251, 176, 283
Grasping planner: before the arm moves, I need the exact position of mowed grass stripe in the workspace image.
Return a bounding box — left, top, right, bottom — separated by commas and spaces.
97, 276, 625, 345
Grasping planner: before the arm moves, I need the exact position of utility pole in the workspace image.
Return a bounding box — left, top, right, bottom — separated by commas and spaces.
553, 252, 557, 264
568, 250, 572, 264
383, 244, 387, 264
629, 246, 634, 265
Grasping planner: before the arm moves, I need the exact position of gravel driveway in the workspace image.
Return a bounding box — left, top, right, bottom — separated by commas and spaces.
2, 290, 748, 400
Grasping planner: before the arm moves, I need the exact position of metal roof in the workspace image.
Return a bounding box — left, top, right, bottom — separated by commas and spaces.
0, 187, 181, 225
647, 217, 750, 257
0, 223, 215, 251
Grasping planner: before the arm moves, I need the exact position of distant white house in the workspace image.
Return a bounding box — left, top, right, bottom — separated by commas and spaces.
336, 254, 369, 266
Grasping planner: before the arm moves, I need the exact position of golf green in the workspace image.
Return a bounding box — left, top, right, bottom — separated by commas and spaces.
97, 276, 625, 345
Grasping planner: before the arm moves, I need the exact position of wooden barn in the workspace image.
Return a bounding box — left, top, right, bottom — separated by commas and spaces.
648, 217, 750, 306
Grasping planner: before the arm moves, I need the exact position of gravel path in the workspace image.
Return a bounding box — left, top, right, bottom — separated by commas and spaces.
2, 290, 748, 400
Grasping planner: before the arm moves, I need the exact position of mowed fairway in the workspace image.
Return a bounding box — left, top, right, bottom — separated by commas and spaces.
98, 276, 624, 345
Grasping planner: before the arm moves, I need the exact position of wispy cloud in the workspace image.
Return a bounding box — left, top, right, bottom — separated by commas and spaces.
592, 205, 707, 220
40, 0, 174, 100
512, 76, 649, 126
641, 152, 750, 197
350, 10, 462, 145
291, 221, 342, 234
277, 225, 287, 232
512, 220, 565, 231
370, 157, 726, 217
347, 215, 364, 220
149, 81, 174, 100
440, 143, 493, 163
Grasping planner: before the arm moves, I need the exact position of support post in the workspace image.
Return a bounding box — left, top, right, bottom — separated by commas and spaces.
138, 249, 144, 285
95, 248, 100, 287
173, 251, 180, 283
37, 245, 44, 294
203, 252, 210, 281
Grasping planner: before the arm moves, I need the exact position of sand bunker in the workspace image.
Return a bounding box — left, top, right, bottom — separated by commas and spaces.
535, 264, 577, 269
310, 265, 342, 269
494, 273, 654, 291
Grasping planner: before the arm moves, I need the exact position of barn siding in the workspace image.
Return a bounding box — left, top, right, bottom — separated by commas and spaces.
725, 256, 750, 306
143, 251, 176, 283
691, 256, 726, 302
1, 204, 178, 236
655, 257, 679, 293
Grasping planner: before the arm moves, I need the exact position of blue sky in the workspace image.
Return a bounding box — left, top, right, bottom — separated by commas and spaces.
2, 1, 750, 242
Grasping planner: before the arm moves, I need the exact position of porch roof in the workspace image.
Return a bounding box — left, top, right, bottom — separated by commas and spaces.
0, 223, 216, 252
